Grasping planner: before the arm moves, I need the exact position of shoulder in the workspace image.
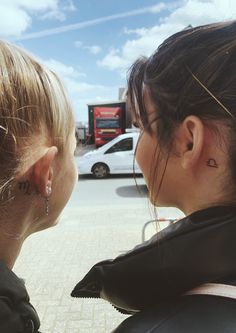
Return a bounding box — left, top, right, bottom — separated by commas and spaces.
0, 261, 40, 333
0, 296, 40, 333
113, 296, 236, 333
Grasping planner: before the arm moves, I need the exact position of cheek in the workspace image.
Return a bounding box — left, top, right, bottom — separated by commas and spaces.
136, 133, 168, 205
68, 159, 78, 193
57, 157, 77, 202
136, 133, 156, 181
136, 139, 146, 175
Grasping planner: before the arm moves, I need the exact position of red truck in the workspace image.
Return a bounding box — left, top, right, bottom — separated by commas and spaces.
94, 106, 123, 146
88, 101, 130, 147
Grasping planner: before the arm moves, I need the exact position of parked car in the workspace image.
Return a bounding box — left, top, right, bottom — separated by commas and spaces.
78, 132, 142, 178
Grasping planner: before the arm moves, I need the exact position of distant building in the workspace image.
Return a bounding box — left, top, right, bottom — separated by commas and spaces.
75, 122, 87, 144
118, 87, 127, 101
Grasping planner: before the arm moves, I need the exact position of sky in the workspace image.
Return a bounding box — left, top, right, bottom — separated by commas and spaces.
0, 0, 236, 123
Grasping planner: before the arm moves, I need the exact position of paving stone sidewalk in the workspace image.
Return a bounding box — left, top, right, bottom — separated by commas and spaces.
14, 203, 182, 333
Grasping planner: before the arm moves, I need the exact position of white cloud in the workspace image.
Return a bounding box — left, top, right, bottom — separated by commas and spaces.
149, 2, 172, 13
40, 0, 76, 21
42, 58, 119, 121
63, 0, 76, 12
43, 58, 86, 78
0, 0, 77, 38
40, 10, 66, 22
15, 3, 170, 40
84, 45, 102, 55
74, 40, 102, 55
98, 0, 236, 74
74, 41, 83, 48
0, 4, 31, 37
64, 78, 120, 122
6, 0, 57, 11
97, 49, 129, 72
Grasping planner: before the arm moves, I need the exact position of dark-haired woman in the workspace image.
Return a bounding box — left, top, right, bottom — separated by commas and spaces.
72, 21, 236, 332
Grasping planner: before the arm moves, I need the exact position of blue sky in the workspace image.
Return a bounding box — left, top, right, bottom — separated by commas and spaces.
0, 0, 235, 122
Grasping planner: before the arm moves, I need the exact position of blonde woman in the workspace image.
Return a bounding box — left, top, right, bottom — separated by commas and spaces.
0, 41, 77, 332
72, 21, 236, 332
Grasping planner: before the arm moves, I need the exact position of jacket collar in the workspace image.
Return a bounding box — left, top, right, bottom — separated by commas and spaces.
71, 205, 236, 313
0, 260, 29, 303
0, 260, 41, 330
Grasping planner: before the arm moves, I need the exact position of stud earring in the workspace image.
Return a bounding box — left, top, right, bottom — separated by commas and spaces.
46, 184, 52, 196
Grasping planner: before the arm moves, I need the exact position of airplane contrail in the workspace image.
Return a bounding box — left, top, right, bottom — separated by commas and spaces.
16, 3, 167, 41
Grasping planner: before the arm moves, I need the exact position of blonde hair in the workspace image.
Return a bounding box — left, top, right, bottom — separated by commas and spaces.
0, 40, 74, 192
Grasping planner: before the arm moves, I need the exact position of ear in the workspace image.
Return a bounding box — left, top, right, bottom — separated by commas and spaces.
30, 146, 58, 196
176, 116, 204, 170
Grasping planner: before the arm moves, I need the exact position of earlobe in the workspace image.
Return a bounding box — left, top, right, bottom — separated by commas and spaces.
30, 146, 58, 196
181, 116, 204, 170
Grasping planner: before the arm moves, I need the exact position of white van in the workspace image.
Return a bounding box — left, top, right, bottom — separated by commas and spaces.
78, 132, 142, 178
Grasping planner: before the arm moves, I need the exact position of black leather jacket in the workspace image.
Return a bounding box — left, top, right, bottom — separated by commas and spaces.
72, 206, 236, 332
0, 261, 40, 333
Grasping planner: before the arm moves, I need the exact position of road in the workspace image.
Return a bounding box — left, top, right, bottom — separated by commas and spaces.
73, 150, 182, 216
72, 152, 148, 207
71, 174, 147, 207
68, 169, 183, 221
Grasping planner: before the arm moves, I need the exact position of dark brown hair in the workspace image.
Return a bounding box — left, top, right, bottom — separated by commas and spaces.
128, 21, 236, 190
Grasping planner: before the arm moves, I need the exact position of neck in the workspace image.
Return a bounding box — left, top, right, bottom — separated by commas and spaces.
177, 180, 233, 216
0, 233, 24, 269
0, 207, 31, 269
0, 193, 43, 269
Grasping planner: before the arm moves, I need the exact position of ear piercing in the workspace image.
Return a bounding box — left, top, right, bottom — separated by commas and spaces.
45, 184, 52, 216
187, 143, 193, 150
45, 197, 49, 216
46, 184, 52, 196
